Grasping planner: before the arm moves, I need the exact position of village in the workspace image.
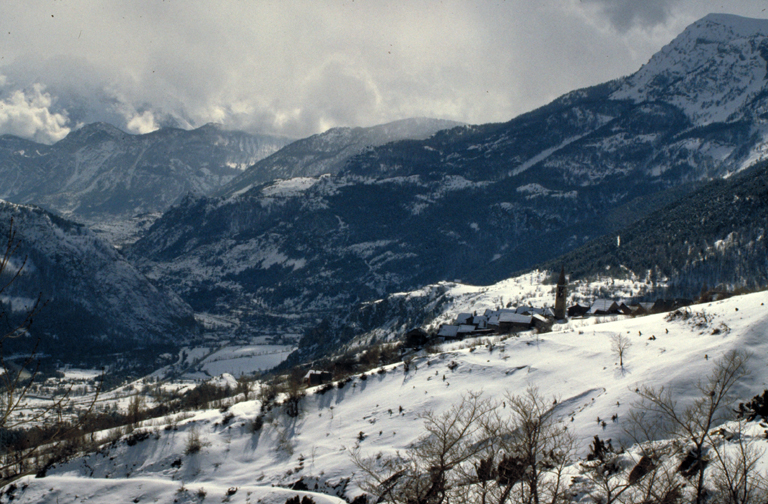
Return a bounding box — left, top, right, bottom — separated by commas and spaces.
428, 297, 696, 341
410, 270, 733, 345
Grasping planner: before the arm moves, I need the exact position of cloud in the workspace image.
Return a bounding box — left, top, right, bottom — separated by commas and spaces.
125, 110, 159, 134
0, 83, 71, 144
0, 1, 765, 143
580, 0, 683, 31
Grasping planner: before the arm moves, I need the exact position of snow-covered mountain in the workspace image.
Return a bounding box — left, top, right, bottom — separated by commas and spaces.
8, 290, 768, 503
612, 14, 768, 128
0, 123, 291, 223
0, 200, 199, 371
214, 117, 464, 198
127, 14, 768, 345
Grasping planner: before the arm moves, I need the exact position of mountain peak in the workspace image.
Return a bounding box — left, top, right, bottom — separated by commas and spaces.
697, 13, 768, 39
611, 13, 768, 126
59, 122, 128, 145
195, 122, 225, 132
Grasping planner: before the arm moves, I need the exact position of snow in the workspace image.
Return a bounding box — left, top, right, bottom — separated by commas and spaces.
700, 13, 768, 39
9, 289, 768, 503
347, 240, 395, 258
0, 295, 39, 312
9, 476, 346, 504
612, 14, 768, 127
198, 345, 295, 377
60, 368, 103, 380
261, 177, 323, 197
510, 134, 595, 176
516, 183, 578, 199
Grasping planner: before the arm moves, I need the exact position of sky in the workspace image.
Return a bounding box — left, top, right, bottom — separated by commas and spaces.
0, 1, 766, 144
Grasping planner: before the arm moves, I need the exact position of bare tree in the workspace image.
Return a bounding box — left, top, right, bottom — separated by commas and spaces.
633, 350, 750, 504
499, 386, 575, 504
707, 421, 767, 504
353, 388, 575, 504
352, 391, 494, 504
610, 334, 632, 370
127, 394, 144, 427
577, 435, 634, 504
618, 408, 684, 504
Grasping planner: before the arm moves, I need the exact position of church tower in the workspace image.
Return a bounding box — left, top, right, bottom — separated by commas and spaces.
554, 266, 567, 320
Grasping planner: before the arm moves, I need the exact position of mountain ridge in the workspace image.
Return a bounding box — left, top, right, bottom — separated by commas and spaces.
214, 117, 465, 198
0, 124, 293, 223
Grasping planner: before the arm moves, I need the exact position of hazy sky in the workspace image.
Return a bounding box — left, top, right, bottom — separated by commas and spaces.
0, 1, 766, 143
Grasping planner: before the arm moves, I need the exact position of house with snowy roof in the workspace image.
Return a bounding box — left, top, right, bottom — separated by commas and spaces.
568, 303, 590, 317
304, 370, 332, 386
437, 324, 460, 339
532, 313, 553, 332
588, 299, 620, 316
498, 312, 533, 333
472, 315, 488, 329
457, 325, 476, 337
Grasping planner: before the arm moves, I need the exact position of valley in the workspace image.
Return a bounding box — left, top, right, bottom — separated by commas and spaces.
3, 285, 766, 503
2, 10, 768, 504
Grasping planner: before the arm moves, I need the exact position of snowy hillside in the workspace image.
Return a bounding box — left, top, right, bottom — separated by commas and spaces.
6, 290, 768, 503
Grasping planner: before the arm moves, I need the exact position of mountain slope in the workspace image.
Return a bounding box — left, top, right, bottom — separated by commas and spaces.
612, 13, 768, 128
287, 152, 768, 364
537, 159, 768, 294
213, 117, 464, 198
11, 290, 768, 503
128, 14, 768, 346
0, 123, 291, 222
0, 200, 199, 369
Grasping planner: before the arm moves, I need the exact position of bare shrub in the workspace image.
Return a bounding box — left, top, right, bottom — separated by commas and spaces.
632, 350, 750, 504
708, 422, 768, 504
236, 374, 253, 401
353, 392, 493, 504
248, 415, 264, 433
283, 367, 305, 418
276, 426, 295, 456
185, 426, 207, 455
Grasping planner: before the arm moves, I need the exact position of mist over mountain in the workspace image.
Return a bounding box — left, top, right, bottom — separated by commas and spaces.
0, 122, 291, 223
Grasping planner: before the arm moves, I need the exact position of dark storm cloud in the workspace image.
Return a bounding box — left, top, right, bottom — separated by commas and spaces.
0, 1, 766, 143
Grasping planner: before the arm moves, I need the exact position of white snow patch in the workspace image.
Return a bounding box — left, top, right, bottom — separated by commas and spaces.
261, 177, 323, 197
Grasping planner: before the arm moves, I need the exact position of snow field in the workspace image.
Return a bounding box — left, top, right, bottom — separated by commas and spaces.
7, 290, 767, 503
